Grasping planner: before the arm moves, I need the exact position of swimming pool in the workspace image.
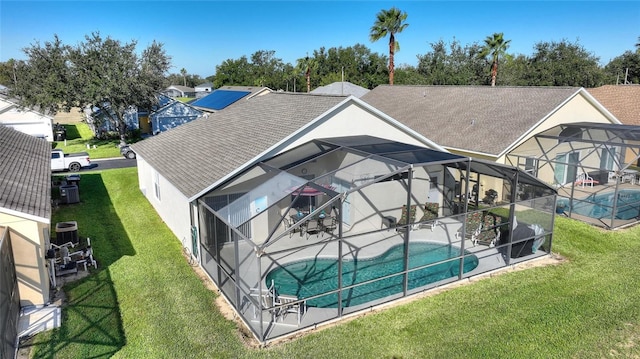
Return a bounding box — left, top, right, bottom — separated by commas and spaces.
265, 242, 479, 308
569, 189, 640, 220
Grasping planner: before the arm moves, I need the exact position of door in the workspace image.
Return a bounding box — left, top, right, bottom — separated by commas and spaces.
554, 152, 580, 185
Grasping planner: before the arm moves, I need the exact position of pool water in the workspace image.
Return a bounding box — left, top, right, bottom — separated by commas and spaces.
265, 242, 478, 308
569, 189, 640, 220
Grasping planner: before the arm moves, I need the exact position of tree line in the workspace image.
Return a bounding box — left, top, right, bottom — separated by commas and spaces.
0, 7, 637, 143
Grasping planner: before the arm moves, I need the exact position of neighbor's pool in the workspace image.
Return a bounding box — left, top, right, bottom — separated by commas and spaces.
568, 189, 640, 220
265, 242, 478, 308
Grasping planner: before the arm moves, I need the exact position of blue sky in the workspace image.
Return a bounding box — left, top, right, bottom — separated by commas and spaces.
1, 1, 638, 78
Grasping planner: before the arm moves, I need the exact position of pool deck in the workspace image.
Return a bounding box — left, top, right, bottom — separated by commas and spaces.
230, 216, 547, 341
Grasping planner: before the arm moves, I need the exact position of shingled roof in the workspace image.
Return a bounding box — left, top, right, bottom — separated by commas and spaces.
587, 85, 640, 126
0, 125, 51, 222
132, 92, 348, 199
361, 85, 594, 157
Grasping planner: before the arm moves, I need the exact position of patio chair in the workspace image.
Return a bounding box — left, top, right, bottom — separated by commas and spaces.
396, 204, 417, 229
475, 213, 502, 247
277, 294, 305, 325
322, 216, 337, 235
250, 281, 279, 322
305, 219, 322, 239
575, 172, 598, 188
418, 202, 440, 231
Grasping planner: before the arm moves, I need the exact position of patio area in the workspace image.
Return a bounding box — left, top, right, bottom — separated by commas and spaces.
196, 136, 556, 343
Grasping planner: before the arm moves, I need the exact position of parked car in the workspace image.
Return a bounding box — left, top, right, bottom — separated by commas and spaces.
51, 149, 91, 172
120, 145, 136, 159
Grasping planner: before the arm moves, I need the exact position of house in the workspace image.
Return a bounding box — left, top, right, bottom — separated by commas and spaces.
83, 104, 139, 137
0, 97, 54, 141
195, 82, 214, 98
361, 86, 621, 203
587, 85, 640, 126
0, 125, 52, 357
148, 96, 204, 135
131, 92, 556, 343
311, 81, 370, 98
162, 85, 195, 98
190, 86, 271, 113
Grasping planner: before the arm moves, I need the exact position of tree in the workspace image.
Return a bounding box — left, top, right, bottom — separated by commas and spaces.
12, 32, 171, 143
526, 39, 605, 87
296, 55, 317, 93
604, 50, 640, 84
369, 7, 408, 85
478, 32, 511, 86
180, 68, 187, 86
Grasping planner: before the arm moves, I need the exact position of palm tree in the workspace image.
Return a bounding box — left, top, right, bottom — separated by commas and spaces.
635, 36, 640, 54
369, 7, 409, 86
180, 68, 187, 87
296, 55, 316, 93
479, 32, 511, 87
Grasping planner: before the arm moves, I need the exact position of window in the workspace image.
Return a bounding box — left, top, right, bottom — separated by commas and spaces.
524, 158, 538, 176
153, 171, 161, 201
600, 147, 617, 171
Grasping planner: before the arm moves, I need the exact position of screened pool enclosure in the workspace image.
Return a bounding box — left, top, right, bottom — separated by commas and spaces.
197, 136, 556, 343
507, 122, 640, 229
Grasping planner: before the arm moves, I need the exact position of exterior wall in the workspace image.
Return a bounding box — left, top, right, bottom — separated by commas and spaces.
0, 213, 49, 306
136, 156, 192, 247
281, 103, 439, 152
0, 110, 54, 141
502, 94, 616, 162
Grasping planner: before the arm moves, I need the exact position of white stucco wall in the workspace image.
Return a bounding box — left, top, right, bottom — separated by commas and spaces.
136, 156, 192, 247
282, 102, 440, 153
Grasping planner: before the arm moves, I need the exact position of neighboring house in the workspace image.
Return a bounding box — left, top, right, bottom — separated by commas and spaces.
0, 97, 54, 141
0, 125, 51, 357
311, 81, 370, 98
162, 85, 195, 98
195, 82, 214, 98
190, 86, 271, 113
362, 86, 621, 202
83, 105, 139, 136
509, 122, 640, 229
149, 97, 204, 134
131, 92, 556, 343
587, 85, 640, 126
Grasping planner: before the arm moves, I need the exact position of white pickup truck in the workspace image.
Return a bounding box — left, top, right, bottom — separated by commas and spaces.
51, 149, 91, 172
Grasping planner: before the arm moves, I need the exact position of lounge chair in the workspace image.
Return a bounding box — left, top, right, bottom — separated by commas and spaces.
456, 210, 482, 244
418, 202, 440, 231
397, 204, 417, 229
475, 213, 502, 247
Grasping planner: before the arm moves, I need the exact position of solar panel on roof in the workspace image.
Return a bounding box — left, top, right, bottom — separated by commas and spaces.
191, 90, 251, 110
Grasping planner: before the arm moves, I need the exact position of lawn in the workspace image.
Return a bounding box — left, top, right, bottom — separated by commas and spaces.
51, 122, 123, 159
25, 167, 640, 358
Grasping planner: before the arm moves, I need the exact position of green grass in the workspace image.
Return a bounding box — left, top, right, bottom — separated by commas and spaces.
51, 123, 122, 159
26, 168, 640, 358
